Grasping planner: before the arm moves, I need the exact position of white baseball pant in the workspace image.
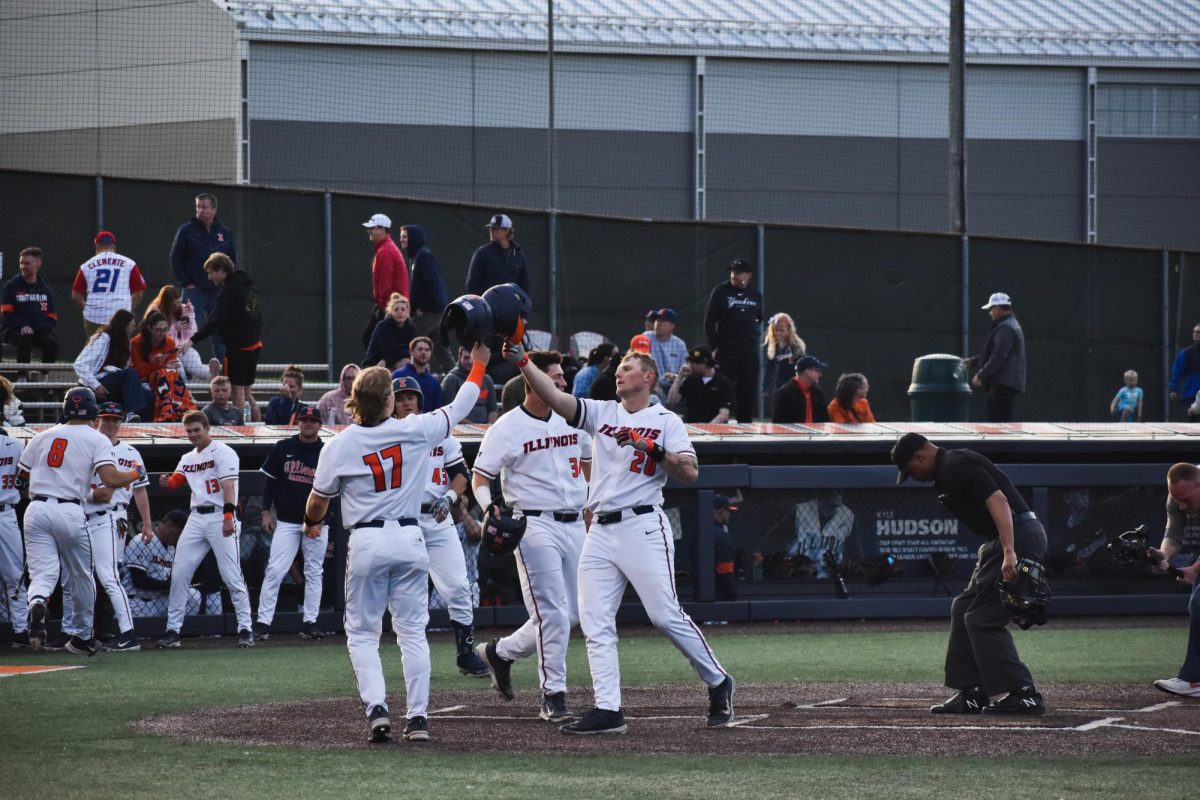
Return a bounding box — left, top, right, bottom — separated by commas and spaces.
420, 513, 473, 627
25, 500, 94, 638
344, 522, 430, 720
580, 508, 728, 711
496, 515, 583, 694
256, 521, 328, 626
165, 512, 252, 633
87, 511, 134, 634
0, 507, 28, 633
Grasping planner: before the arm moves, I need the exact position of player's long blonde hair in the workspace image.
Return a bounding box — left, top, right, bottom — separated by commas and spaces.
346, 366, 392, 425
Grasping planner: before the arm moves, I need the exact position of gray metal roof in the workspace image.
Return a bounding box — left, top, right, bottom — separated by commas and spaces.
220, 0, 1200, 63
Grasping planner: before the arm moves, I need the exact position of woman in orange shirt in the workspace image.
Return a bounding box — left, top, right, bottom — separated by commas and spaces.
131, 310, 196, 421
827, 372, 876, 423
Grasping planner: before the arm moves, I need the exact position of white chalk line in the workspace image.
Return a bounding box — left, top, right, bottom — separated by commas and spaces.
1074, 717, 1122, 731
796, 697, 848, 708
429, 704, 466, 714
733, 723, 1071, 733
1110, 723, 1200, 736
0, 665, 84, 678
724, 714, 771, 728
1133, 701, 1182, 713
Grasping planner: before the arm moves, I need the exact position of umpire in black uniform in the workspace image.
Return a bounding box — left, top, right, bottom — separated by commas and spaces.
891, 432, 1047, 715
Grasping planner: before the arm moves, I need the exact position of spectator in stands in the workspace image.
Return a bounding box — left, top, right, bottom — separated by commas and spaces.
73, 308, 150, 421
773, 355, 829, 424
72, 231, 147, 338
362, 293, 416, 370
170, 193, 236, 367
711, 494, 739, 601
203, 375, 243, 426
146, 284, 207, 383
360, 213, 408, 351
572, 342, 616, 399
965, 292, 1026, 423
827, 372, 876, 424
1170, 323, 1200, 421
762, 312, 806, 417
191, 252, 263, 422
391, 337, 443, 412
130, 310, 197, 422
400, 224, 451, 372
588, 355, 620, 402
649, 307, 688, 392
265, 365, 305, 425
466, 214, 529, 296
644, 309, 658, 332
442, 346, 498, 423
0, 375, 25, 427
317, 363, 358, 426
1112, 369, 1144, 422
705, 258, 764, 422
667, 346, 736, 423
2, 247, 59, 364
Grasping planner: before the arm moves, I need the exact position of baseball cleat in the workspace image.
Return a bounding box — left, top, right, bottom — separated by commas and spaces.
930, 687, 989, 715
478, 639, 515, 701
156, 630, 182, 649
251, 621, 271, 640
43, 632, 70, 652
367, 705, 391, 743
299, 622, 324, 640
457, 649, 490, 678
561, 707, 627, 735
102, 631, 140, 652
1155, 678, 1200, 698
65, 636, 100, 657
540, 691, 573, 723
983, 686, 1045, 716
237, 629, 255, 648
403, 716, 430, 742
10, 630, 31, 649
706, 675, 736, 728
27, 599, 47, 651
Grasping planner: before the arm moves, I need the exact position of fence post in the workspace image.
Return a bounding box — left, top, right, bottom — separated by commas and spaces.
695, 489, 715, 602
549, 210, 558, 344
324, 192, 334, 380
756, 223, 765, 420
1163, 248, 1171, 421
960, 234, 970, 359
95, 175, 104, 230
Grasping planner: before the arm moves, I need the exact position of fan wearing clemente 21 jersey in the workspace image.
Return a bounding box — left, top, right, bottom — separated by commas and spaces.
473, 350, 592, 723
304, 343, 490, 746
503, 341, 735, 734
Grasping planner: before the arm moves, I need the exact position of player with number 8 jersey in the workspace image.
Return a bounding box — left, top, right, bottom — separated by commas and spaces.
305, 344, 491, 744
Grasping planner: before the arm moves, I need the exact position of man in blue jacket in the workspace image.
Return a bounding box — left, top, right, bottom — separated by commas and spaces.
1170, 322, 1200, 421
170, 193, 237, 362
466, 214, 529, 297
401, 224, 451, 372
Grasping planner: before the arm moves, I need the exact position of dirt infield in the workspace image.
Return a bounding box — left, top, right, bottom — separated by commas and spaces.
133, 681, 1200, 756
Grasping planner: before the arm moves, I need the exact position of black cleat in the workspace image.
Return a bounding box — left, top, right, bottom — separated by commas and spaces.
65, 635, 100, 657
299, 622, 324, 640
27, 600, 47, 651
457, 649, 490, 677
478, 638, 514, 700
561, 707, 627, 735
102, 630, 140, 652
251, 621, 271, 640
983, 686, 1045, 716
540, 691, 573, 722
43, 632, 70, 652
367, 705, 391, 743
706, 675, 736, 728
238, 629, 255, 648
403, 716, 430, 742
931, 687, 989, 714
156, 630, 182, 649
10, 630, 31, 649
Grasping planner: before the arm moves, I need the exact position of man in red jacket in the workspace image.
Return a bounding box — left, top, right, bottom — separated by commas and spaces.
361, 213, 409, 350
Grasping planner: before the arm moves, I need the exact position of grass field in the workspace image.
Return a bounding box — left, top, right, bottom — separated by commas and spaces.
2, 622, 1197, 799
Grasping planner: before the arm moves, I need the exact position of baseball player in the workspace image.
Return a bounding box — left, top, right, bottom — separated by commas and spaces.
255, 403, 327, 640
123, 510, 222, 618
19, 387, 144, 655
156, 410, 255, 648
391, 376, 489, 677
504, 341, 735, 734
304, 347, 489, 745
81, 402, 153, 651
473, 350, 592, 722
0, 423, 26, 647
72, 231, 147, 336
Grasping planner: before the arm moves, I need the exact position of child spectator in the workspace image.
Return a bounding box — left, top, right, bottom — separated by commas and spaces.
191, 252, 263, 421
763, 313, 806, 416
827, 372, 876, 424
1111, 369, 1144, 422
265, 365, 304, 425
202, 375, 243, 426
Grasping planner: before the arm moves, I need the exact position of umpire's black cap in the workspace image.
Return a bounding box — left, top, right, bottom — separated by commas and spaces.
890, 432, 930, 484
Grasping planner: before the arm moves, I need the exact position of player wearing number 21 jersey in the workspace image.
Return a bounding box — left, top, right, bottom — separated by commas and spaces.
305, 347, 490, 744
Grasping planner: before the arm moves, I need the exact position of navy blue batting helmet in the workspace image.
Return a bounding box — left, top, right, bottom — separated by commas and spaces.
440, 293, 494, 350
63, 387, 99, 420
391, 376, 424, 400
482, 282, 532, 343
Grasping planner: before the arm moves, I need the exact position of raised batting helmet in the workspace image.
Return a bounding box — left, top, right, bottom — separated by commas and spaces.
996, 557, 1051, 630
482, 283, 532, 344
481, 503, 526, 555
440, 293, 494, 350
63, 387, 99, 420
391, 376, 423, 401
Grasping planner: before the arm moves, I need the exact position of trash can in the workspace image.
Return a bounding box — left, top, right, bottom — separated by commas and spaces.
908, 354, 972, 421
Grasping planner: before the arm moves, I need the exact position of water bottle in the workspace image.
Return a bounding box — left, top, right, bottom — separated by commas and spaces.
243, 401, 253, 425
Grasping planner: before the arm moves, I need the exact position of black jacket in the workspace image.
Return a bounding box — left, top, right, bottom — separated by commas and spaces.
704, 282, 764, 353
772, 379, 828, 424
192, 271, 262, 349
466, 241, 529, 296
362, 317, 417, 368
403, 225, 449, 314
170, 217, 237, 294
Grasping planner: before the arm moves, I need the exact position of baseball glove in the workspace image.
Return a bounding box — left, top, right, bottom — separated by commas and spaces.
482, 503, 527, 555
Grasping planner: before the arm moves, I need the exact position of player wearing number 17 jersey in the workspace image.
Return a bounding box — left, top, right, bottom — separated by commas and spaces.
506, 343, 735, 735
304, 345, 490, 745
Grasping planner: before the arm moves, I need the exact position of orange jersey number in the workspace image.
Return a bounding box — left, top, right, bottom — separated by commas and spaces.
363, 445, 404, 493
46, 438, 68, 468
629, 451, 657, 477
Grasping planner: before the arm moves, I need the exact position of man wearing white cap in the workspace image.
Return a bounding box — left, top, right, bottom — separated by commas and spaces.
361, 213, 409, 350
466, 214, 529, 297
966, 292, 1026, 422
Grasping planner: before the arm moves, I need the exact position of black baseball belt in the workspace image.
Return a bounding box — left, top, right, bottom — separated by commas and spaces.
352, 518, 418, 532
594, 505, 656, 526
33, 495, 80, 505
522, 510, 581, 523
88, 502, 130, 519
193, 504, 219, 514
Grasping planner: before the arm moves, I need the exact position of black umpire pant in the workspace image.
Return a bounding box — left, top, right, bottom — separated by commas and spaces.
944, 514, 1046, 695
717, 348, 760, 422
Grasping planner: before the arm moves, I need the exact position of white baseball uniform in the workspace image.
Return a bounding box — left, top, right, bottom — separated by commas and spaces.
73, 251, 146, 326
164, 440, 253, 633
572, 398, 728, 712
122, 534, 220, 618
418, 434, 474, 627
474, 406, 592, 695
83, 440, 147, 635
312, 383, 479, 723
0, 432, 26, 634
19, 423, 117, 640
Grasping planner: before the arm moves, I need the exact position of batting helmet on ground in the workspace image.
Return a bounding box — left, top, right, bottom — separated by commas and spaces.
481, 283, 532, 344
63, 387, 99, 420
996, 557, 1051, 630
440, 294, 494, 350
481, 503, 526, 555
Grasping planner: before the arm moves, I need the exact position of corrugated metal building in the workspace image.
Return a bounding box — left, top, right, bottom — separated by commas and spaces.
2, 0, 1198, 247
